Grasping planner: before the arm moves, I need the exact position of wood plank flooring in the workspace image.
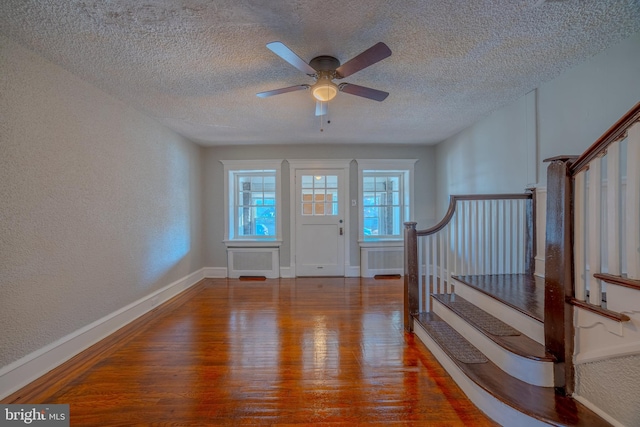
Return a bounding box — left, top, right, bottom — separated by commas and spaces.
4, 277, 498, 426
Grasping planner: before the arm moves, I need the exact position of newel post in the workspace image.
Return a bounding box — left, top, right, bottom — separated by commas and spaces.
404, 222, 419, 332
544, 156, 577, 396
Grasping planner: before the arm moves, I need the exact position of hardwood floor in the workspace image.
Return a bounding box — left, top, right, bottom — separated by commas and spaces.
4, 277, 498, 426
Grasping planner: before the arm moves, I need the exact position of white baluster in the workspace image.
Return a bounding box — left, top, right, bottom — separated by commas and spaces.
440, 223, 446, 292
505, 200, 518, 274
574, 171, 587, 301
461, 201, 468, 275
443, 222, 453, 294
511, 200, 520, 273
478, 200, 485, 275
607, 143, 621, 276
626, 123, 640, 279
418, 234, 424, 312
491, 200, 498, 274
452, 209, 459, 278
588, 160, 602, 305
431, 232, 438, 294
425, 236, 430, 309
499, 200, 506, 274
485, 200, 491, 274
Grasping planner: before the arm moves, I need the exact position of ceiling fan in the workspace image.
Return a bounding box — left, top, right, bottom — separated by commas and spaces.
257, 41, 392, 116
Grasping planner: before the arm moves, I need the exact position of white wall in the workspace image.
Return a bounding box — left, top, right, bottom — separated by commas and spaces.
538, 32, 640, 184
435, 31, 640, 215
203, 144, 437, 270
0, 36, 204, 370
435, 91, 536, 216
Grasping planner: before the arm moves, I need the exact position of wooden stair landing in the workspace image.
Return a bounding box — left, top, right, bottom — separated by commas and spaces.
413, 312, 611, 427
453, 274, 544, 322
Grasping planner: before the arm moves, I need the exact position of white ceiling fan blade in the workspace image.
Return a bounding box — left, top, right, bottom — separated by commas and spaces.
267, 41, 317, 76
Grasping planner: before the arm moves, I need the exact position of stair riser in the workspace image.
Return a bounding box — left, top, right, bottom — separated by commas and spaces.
413, 321, 550, 427
454, 279, 544, 344
431, 298, 554, 387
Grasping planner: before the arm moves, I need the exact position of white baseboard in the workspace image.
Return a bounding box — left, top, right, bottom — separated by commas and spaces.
279, 267, 293, 278
0, 268, 206, 400
361, 268, 403, 278
203, 267, 227, 278
534, 256, 545, 278
345, 266, 360, 277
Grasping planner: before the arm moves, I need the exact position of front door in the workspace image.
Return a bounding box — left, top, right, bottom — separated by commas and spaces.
295, 169, 345, 276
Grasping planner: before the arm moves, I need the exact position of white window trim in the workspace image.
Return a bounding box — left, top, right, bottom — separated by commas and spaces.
220, 159, 284, 247
357, 159, 417, 244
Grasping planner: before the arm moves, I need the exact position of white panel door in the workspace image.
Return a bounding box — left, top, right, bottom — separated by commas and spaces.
295, 170, 345, 276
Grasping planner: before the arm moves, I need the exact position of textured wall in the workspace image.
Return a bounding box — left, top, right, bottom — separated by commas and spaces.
0, 35, 204, 368
202, 144, 436, 269
576, 354, 640, 426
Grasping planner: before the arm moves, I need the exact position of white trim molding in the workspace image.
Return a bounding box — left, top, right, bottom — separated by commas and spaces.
203, 267, 227, 278
0, 268, 207, 400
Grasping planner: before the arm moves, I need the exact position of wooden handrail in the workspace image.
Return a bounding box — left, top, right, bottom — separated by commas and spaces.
593, 273, 640, 292
570, 101, 640, 175
568, 297, 631, 323
415, 193, 533, 237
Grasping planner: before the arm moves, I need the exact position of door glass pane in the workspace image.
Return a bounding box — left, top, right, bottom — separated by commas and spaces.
302, 175, 313, 188
301, 175, 338, 216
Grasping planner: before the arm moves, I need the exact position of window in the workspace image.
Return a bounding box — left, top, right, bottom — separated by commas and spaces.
363, 173, 403, 237
235, 172, 276, 237
221, 160, 283, 243
357, 159, 417, 241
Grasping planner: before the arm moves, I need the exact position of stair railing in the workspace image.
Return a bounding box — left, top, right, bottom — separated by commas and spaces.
404, 193, 535, 332
544, 101, 640, 396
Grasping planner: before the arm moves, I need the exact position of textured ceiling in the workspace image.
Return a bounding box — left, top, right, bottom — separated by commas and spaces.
1, 0, 639, 146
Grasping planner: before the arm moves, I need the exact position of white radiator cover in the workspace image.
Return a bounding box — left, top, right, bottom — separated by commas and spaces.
227, 247, 280, 278
360, 245, 404, 277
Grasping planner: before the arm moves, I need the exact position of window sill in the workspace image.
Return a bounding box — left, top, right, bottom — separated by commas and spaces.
358, 239, 403, 248
224, 239, 283, 248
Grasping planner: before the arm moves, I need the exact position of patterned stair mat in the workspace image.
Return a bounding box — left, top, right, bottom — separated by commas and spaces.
445, 298, 521, 336
422, 320, 488, 364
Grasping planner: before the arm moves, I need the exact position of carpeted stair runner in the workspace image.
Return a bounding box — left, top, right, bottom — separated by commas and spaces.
433, 294, 521, 336
418, 315, 488, 364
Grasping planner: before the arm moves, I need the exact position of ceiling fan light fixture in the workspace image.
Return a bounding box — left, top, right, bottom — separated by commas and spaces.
312, 75, 338, 102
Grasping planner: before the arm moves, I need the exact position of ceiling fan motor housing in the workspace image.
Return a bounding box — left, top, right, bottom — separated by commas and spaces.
309, 56, 341, 73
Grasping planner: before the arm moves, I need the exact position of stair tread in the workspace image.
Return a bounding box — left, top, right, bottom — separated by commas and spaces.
413, 312, 612, 427
433, 293, 555, 362
453, 273, 544, 322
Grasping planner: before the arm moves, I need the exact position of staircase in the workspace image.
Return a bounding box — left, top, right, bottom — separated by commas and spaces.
412, 274, 607, 426
404, 103, 640, 426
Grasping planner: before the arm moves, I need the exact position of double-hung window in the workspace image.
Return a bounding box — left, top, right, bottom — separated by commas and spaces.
357, 159, 416, 241
221, 160, 283, 244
